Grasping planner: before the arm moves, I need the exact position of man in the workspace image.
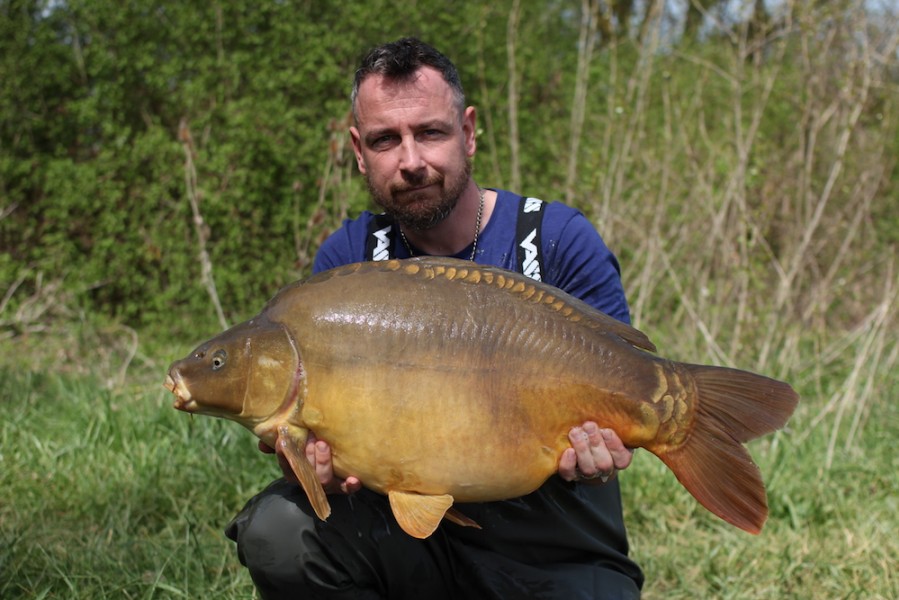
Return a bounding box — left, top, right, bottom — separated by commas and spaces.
226, 38, 644, 599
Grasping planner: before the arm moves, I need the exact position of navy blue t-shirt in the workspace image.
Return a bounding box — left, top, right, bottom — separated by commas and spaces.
315, 189, 631, 325
313, 188, 643, 592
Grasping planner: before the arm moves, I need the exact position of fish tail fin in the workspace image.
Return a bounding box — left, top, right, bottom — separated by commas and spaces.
656, 364, 799, 534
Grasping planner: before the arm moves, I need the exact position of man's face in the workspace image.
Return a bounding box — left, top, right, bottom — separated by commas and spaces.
350, 67, 476, 231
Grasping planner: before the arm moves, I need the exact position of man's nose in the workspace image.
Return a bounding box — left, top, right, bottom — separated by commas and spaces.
398, 139, 426, 172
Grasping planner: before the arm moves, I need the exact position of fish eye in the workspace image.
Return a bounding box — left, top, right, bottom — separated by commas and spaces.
211, 349, 227, 370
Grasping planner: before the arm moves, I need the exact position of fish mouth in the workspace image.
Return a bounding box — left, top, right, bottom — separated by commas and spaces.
165, 371, 197, 412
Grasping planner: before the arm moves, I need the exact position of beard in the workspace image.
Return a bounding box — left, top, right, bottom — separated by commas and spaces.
365, 157, 473, 231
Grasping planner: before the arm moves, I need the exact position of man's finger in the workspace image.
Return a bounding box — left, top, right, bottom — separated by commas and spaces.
558, 447, 578, 481
600, 428, 634, 470
583, 422, 614, 475
341, 476, 363, 495
313, 440, 333, 484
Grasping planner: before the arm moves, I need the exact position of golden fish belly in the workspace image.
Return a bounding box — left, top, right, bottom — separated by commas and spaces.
304, 367, 570, 501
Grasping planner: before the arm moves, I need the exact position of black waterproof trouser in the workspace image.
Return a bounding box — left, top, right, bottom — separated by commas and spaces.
225, 479, 642, 600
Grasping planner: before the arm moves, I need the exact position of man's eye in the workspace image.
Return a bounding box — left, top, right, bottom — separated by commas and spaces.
371, 135, 395, 148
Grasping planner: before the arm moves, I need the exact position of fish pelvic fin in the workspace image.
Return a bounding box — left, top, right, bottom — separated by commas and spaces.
276, 424, 331, 522
387, 491, 455, 539
657, 364, 799, 534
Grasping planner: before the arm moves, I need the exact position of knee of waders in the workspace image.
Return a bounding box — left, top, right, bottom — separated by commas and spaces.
225, 480, 386, 599
225, 479, 320, 579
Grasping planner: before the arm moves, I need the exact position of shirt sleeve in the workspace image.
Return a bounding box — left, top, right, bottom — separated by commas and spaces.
312, 216, 370, 274
544, 209, 631, 325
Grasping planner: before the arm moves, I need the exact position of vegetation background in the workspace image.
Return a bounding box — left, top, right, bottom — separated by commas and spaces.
1, 0, 896, 598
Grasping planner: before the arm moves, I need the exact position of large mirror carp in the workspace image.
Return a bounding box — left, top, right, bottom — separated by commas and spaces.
165, 257, 798, 539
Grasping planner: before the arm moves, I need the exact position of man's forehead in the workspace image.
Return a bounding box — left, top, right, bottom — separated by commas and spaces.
355, 67, 456, 121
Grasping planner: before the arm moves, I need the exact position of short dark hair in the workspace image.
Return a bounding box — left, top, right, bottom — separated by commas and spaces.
351, 37, 466, 122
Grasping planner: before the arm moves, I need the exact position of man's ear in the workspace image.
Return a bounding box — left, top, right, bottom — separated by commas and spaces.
350, 126, 366, 174
463, 106, 477, 157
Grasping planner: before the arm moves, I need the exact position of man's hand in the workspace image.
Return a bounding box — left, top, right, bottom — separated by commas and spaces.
258, 434, 362, 495
559, 421, 633, 484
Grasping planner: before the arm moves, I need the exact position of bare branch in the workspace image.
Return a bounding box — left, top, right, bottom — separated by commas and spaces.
179, 117, 228, 330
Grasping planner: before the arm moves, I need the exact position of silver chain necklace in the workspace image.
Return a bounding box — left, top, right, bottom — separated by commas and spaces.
398, 186, 485, 261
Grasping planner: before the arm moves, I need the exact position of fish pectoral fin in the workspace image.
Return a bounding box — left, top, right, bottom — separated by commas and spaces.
276, 424, 331, 522
444, 508, 481, 530
387, 491, 454, 539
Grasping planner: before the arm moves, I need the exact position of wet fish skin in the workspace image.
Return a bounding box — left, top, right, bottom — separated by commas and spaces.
165, 257, 799, 539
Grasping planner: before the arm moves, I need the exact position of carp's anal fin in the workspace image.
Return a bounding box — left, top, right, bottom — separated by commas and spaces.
444, 508, 482, 530
276, 424, 331, 522
388, 491, 454, 539
657, 364, 799, 534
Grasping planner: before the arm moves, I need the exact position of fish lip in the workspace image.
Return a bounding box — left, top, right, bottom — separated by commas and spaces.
165, 371, 196, 412
174, 399, 198, 412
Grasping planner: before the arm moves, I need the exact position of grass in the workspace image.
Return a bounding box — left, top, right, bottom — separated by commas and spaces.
0, 322, 270, 598
0, 313, 896, 599
0, 365, 265, 598
625, 391, 898, 599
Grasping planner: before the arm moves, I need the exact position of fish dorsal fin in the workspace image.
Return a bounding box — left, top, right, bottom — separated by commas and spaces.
578, 305, 657, 352
297, 258, 657, 353
388, 257, 658, 353
387, 491, 454, 539
276, 424, 331, 521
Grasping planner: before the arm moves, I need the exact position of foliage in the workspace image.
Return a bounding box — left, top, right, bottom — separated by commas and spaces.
2, 1, 894, 336
0, 0, 600, 332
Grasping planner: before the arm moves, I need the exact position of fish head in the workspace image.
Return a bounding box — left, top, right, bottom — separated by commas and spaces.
164, 317, 301, 428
